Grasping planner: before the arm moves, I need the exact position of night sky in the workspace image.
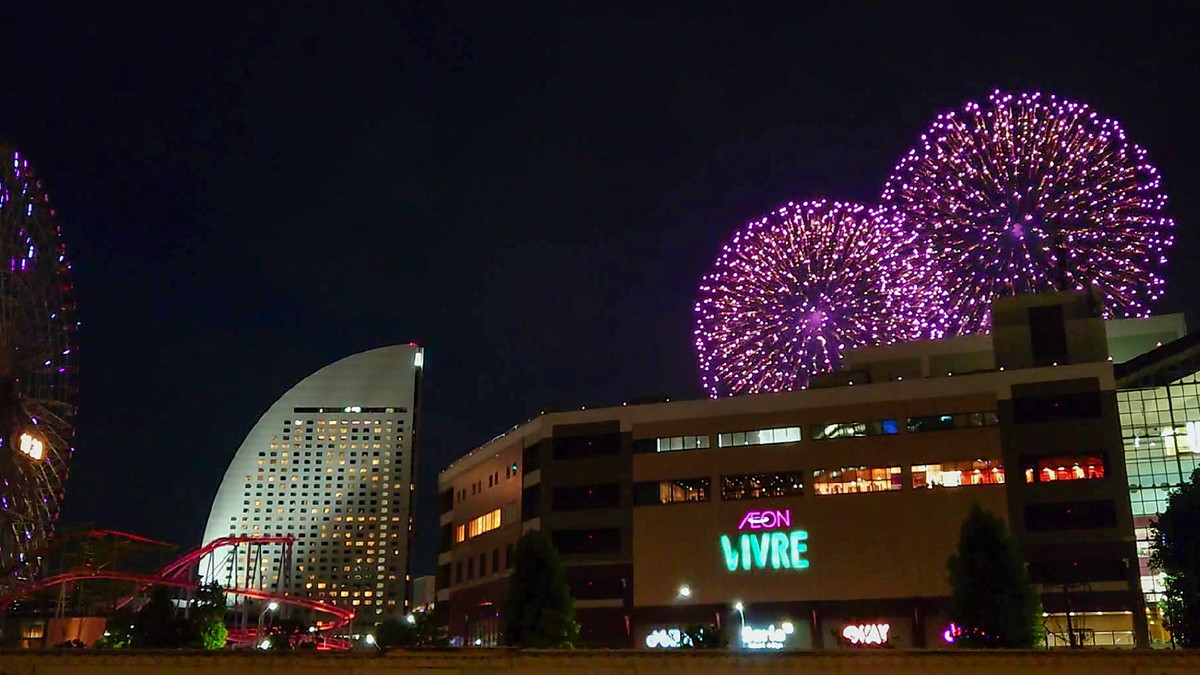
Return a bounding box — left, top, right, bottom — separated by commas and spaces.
1, 3, 1196, 575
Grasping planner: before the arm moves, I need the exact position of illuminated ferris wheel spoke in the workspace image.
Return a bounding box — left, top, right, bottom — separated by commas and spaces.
0, 146, 77, 585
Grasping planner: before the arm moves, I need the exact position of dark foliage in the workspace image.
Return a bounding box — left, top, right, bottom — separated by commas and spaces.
682, 623, 726, 648
186, 582, 227, 649
946, 503, 1041, 648
132, 586, 187, 648
1151, 467, 1200, 647
376, 606, 448, 648
501, 531, 578, 647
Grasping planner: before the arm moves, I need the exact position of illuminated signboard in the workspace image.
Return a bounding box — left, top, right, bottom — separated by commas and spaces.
645, 628, 691, 648
741, 622, 795, 649
739, 509, 790, 530
842, 623, 890, 645
721, 510, 808, 571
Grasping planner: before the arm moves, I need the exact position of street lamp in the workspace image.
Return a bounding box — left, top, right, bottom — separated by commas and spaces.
677, 584, 692, 599
733, 601, 746, 635
405, 613, 417, 625
258, 601, 279, 638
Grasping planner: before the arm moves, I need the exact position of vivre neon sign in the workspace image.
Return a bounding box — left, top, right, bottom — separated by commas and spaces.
720, 509, 808, 571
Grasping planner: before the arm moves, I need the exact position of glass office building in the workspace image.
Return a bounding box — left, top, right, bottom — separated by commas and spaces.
1117, 335, 1200, 642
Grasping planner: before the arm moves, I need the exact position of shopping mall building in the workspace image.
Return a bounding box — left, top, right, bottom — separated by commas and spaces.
437, 292, 1194, 649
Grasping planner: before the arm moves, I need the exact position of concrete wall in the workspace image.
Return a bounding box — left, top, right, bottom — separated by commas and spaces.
3, 649, 1200, 675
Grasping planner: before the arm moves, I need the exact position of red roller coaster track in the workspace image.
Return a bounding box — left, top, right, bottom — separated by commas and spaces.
0, 533, 356, 647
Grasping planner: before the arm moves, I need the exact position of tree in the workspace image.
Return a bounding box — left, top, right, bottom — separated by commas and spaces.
501, 531, 578, 647
186, 582, 228, 649
94, 606, 136, 649
376, 608, 448, 648
132, 586, 186, 648
681, 623, 726, 648
1151, 467, 1200, 647
946, 503, 1041, 648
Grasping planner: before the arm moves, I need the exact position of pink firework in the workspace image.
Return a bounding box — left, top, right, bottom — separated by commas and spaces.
882, 90, 1174, 334
694, 200, 945, 397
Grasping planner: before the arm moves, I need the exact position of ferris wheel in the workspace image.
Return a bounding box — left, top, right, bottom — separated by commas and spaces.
0, 144, 78, 584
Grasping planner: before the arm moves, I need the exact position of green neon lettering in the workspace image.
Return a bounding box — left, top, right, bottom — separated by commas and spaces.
721, 530, 810, 572
719, 535, 739, 571
749, 533, 770, 568
790, 530, 810, 569
771, 531, 791, 569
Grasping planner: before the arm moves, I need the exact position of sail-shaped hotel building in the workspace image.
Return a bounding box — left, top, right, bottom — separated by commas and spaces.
201, 344, 423, 623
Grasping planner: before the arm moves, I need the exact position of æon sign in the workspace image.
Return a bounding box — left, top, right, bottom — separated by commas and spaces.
739, 509, 790, 530
842, 623, 890, 645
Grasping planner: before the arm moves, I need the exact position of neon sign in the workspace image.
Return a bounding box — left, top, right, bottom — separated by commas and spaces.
842, 623, 890, 645
645, 628, 690, 648
720, 530, 808, 571
739, 509, 790, 530
741, 622, 795, 649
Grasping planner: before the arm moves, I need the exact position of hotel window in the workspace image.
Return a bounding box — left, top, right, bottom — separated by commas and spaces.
912, 460, 1005, 488
633, 478, 710, 505
717, 426, 801, 448
812, 466, 902, 495
810, 419, 898, 440
1022, 454, 1106, 483
721, 472, 805, 500
906, 411, 999, 433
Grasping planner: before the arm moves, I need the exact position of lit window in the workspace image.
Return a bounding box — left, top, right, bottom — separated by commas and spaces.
456, 509, 502, 542
717, 427, 802, 448
811, 419, 898, 440
653, 435, 711, 453
1023, 455, 1106, 483
912, 460, 1004, 488
907, 411, 999, 433
812, 466, 902, 495
721, 472, 804, 500
634, 478, 710, 505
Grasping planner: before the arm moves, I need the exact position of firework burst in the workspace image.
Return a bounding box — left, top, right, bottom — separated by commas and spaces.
881, 90, 1174, 334
694, 199, 945, 397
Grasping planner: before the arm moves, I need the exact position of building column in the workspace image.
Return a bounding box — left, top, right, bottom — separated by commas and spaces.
1131, 588, 1150, 647
912, 601, 926, 648
809, 607, 822, 650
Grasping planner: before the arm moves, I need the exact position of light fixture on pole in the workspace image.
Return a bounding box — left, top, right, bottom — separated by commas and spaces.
258, 601, 279, 638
